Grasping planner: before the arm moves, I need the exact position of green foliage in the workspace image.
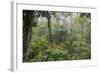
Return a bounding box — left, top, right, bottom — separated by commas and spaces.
23, 11, 91, 62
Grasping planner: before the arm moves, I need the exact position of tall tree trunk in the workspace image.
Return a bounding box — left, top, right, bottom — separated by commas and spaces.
23, 11, 33, 62
70, 13, 73, 45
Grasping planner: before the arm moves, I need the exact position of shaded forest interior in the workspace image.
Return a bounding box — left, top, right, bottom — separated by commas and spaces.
23, 10, 91, 62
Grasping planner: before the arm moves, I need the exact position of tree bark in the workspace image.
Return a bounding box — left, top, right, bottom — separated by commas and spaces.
47, 16, 52, 43
23, 11, 33, 62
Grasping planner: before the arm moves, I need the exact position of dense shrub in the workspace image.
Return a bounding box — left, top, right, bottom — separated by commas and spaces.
23, 12, 91, 62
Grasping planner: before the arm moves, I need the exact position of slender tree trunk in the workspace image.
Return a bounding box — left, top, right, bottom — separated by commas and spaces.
47, 16, 52, 43
81, 23, 83, 41
70, 13, 73, 45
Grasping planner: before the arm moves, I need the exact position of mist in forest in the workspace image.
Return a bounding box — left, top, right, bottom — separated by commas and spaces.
23, 10, 91, 62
